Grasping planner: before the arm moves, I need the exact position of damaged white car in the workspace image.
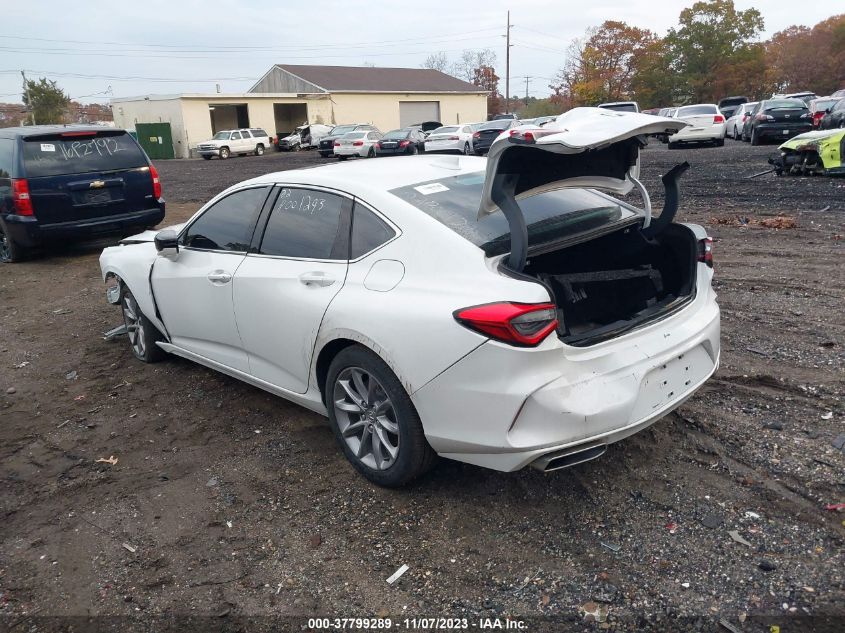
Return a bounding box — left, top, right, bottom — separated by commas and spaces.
99, 108, 719, 487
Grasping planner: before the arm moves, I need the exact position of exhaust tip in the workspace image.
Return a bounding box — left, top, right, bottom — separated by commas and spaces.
531, 443, 607, 472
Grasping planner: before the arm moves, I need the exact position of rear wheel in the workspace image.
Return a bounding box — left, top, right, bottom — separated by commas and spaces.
367, 146, 375, 158
750, 129, 760, 146
254, 144, 265, 156
219, 146, 230, 159
121, 289, 166, 363
326, 346, 436, 487
463, 142, 471, 155
0, 222, 27, 263
715, 138, 724, 147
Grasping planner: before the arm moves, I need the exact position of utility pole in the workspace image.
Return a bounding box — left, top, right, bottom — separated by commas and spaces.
523, 76, 532, 104
21, 70, 35, 125
505, 11, 512, 114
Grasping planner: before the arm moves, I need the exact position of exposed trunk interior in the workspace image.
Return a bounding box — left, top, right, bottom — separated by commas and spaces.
523, 222, 698, 346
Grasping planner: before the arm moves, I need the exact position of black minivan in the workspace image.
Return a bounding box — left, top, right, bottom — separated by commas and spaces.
0, 125, 165, 262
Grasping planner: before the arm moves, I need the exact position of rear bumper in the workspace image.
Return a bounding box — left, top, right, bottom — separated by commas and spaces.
375, 146, 409, 155
670, 125, 725, 142
411, 271, 720, 472
2, 206, 165, 247
756, 123, 812, 139
425, 140, 464, 153
334, 147, 364, 157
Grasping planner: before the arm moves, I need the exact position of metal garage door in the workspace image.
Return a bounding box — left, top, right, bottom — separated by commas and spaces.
399, 101, 441, 128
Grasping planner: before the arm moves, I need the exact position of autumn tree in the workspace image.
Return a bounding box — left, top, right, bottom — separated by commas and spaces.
766, 15, 845, 95
666, 0, 764, 102
551, 21, 657, 106
22, 78, 70, 125
472, 65, 501, 117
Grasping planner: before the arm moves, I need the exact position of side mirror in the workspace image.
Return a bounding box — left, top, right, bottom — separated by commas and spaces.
154, 229, 179, 258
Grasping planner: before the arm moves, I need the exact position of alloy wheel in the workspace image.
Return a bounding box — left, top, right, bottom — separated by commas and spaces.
122, 294, 146, 358
333, 367, 399, 471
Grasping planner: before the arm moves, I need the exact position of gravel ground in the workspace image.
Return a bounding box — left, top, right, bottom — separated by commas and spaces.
1, 140, 844, 632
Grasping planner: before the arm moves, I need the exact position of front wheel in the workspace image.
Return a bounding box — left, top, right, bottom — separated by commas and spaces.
326, 346, 436, 487
219, 147, 230, 159
121, 289, 167, 363
254, 144, 265, 156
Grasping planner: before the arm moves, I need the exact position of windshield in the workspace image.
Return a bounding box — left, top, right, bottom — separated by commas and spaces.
22, 131, 148, 178
389, 172, 636, 256
478, 120, 511, 131
212, 132, 230, 140
677, 105, 718, 116
331, 125, 357, 135
431, 126, 459, 134
765, 99, 807, 110
383, 129, 410, 140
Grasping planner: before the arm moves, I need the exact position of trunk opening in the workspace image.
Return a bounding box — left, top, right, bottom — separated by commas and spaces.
523, 222, 698, 346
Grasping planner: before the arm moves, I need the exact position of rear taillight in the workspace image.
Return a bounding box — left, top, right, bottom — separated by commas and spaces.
149, 164, 162, 199
353, 140, 364, 146
800, 112, 811, 119
376, 142, 382, 149
399, 140, 410, 147
454, 302, 558, 347
333, 141, 341, 147
11, 179, 33, 216
447, 136, 460, 141
473, 131, 481, 138
755, 113, 774, 121
508, 128, 555, 144
698, 237, 713, 268
713, 114, 725, 123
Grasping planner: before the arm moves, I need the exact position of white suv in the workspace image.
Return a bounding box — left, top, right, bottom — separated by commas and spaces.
197, 128, 271, 160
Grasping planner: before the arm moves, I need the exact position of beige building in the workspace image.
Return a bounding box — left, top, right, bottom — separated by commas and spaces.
111, 64, 488, 159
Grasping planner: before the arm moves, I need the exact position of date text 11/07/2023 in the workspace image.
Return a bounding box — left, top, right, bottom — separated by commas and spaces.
306, 617, 528, 630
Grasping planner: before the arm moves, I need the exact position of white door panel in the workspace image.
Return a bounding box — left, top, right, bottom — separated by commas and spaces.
233, 256, 348, 393
152, 249, 249, 371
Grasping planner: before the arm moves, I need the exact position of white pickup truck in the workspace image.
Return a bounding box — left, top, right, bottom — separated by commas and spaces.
196, 128, 271, 159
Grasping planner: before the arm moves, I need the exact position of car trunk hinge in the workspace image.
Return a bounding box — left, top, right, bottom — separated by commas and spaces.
641, 162, 690, 240
490, 173, 528, 273
626, 171, 652, 229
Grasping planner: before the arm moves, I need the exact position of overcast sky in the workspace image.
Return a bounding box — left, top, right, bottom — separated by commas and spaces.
0, 1, 838, 103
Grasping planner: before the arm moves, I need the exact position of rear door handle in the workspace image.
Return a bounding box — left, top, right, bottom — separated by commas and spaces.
299, 271, 335, 287
207, 270, 232, 284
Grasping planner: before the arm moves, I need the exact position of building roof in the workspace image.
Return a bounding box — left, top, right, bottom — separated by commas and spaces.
272, 64, 486, 93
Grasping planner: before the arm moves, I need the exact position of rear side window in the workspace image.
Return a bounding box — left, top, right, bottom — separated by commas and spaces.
350, 204, 395, 259
183, 187, 268, 252
21, 131, 148, 177
250, 129, 268, 137
258, 188, 348, 259
240, 130, 252, 138
0, 138, 15, 178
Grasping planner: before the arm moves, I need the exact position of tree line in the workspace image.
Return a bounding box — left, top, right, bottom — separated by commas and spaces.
550, 0, 844, 108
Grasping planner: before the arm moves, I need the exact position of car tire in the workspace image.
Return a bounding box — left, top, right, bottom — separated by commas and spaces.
255, 144, 265, 156
367, 147, 375, 158
0, 221, 27, 263
667, 141, 678, 149
338, 156, 347, 161
326, 345, 436, 487
219, 147, 230, 159
121, 289, 166, 363
463, 142, 472, 155
750, 129, 760, 146
715, 138, 724, 147
293, 143, 301, 152
202, 155, 212, 160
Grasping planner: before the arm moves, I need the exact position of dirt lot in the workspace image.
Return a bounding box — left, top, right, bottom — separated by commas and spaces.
1, 141, 844, 631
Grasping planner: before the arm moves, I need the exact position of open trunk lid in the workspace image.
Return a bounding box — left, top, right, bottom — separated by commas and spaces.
478, 107, 688, 271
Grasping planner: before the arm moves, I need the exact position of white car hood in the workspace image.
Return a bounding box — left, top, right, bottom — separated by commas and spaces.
120, 223, 185, 244
478, 107, 688, 217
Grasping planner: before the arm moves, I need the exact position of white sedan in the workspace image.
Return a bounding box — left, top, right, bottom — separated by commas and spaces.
333, 130, 382, 159
99, 108, 719, 487
725, 102, 758, 140
423, 125, 475, 155
668, 104, 727, 148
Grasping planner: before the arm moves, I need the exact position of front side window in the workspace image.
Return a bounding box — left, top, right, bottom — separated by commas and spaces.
258, 188, 348, 259
183, 187, 268, 252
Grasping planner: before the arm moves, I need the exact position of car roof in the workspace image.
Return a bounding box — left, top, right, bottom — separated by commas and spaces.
0, 124, 126, 138
243, 155, 487, 194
